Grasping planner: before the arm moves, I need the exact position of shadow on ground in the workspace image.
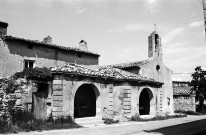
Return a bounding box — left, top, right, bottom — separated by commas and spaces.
144, 119, 206, 135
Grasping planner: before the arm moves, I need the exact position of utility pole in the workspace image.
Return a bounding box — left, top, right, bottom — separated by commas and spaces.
202, 0, 206, 38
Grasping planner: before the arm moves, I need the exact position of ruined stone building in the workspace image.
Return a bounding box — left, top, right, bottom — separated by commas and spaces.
0, 21, 99, 77
0, 21, 174, 120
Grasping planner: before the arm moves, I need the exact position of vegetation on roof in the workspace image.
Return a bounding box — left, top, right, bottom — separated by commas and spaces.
12, 67, 52, 81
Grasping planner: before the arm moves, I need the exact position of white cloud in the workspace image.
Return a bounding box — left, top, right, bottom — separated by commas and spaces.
107, 23, 153, 33
163, 42, 186, 54
162, 27, 184, 44
145, 0, 158, 5
144, 0, 160, 14
77, 7, 87, 13
188, 21, 203, 28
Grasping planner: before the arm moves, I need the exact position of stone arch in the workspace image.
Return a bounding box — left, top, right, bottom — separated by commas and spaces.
139, 88, 154, 115
72, 82, 100, 118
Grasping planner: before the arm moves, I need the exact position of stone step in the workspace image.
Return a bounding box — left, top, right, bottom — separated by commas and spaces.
74, 116, 104, 126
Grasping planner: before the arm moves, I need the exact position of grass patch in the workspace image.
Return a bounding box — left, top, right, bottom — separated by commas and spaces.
0, 110, 81, 134
175, 110, 206, 115
175, 110, 199, 115
131, 114, 187, 122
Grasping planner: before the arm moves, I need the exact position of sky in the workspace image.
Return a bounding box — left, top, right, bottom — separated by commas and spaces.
0, 0, 205, 81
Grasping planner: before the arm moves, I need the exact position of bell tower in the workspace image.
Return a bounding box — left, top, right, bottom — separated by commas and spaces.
148, 31, 162, 59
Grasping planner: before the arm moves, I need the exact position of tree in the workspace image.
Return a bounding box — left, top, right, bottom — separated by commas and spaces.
191, 66, 206, 112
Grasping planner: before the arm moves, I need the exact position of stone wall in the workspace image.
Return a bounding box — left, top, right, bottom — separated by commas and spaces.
52, 74, 122, 120
56, 75, 110, 119
0, 77, 52, 119
139, 57, 174, 115
173, 95, 196, 112
52, 73, 161, 121
0, 78, 29, 118
52, 75, 63, 119
113, 83, 158, 120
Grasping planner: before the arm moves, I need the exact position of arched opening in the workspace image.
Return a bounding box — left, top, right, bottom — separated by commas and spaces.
74, 84, 97, 118
139, 88, 153, 115
156, 65, 160, 71
155, 34, 159, 45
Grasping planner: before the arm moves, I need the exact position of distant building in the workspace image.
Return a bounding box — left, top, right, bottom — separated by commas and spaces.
173, 81, 195, 112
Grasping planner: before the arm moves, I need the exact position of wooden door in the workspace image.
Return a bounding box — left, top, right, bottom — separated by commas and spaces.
32, 83, 48, 120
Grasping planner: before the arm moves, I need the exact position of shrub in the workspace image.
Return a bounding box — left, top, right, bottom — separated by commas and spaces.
104, 118, 119, 125
0, 118, 8, 130
53, 115, 73, 124
131, 113, 141, 121
12, 67, 52, 81
175, 110, 199, 115
0, 77, 18, 94
0, 108, 81, 133
11, 109, 35, 124
130, 114, 187, 122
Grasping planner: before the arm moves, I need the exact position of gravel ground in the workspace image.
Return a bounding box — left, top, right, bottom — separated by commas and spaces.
16, 115, 206, 135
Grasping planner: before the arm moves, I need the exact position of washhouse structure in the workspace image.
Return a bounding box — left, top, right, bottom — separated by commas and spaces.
50, 31, 174, 119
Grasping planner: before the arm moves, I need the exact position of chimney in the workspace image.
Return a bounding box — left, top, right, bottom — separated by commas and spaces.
0, 21, 8, 37
79, 40, 88, 51
42, 36, 52, 44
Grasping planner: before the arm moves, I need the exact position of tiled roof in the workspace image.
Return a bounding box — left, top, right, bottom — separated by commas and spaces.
107, 59, 151, 69
173, 86, 193, 96
4, 35, 100, 56
51, 63, 163, 84
150, 31, 159, 36
172, 81, 190, 83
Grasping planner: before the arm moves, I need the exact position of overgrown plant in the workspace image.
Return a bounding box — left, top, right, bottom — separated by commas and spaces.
104, 118, 119, 125
12, 67, 52, 81
191, 66, 206, 112
0, 77, 18, 94
0, 110, 80, 133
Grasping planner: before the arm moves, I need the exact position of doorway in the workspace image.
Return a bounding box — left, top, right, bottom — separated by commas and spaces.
74, 84, 96, 118
139, 88, 153, 115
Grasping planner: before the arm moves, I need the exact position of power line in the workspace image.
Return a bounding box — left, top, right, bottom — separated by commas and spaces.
172, 72, 194, 74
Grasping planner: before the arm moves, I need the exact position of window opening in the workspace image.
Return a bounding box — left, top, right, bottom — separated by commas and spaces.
28, 44, 33, 49
156, 65, 160, 71
24, 60, 35, 69
155, 34, 159, 45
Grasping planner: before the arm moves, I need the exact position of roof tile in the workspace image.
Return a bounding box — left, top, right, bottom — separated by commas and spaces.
51, 63, 163, 85
107, 59, 152, 69
173, 86, 193, 95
